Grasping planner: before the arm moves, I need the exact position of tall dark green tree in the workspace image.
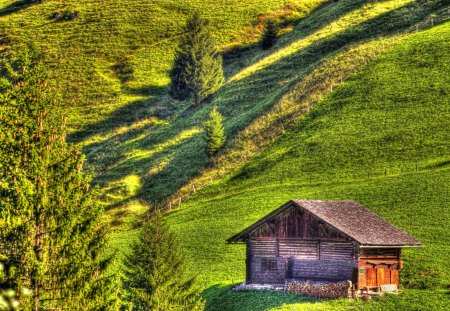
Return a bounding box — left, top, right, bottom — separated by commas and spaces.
125, 211, 204, 311
0, 45, 118, 310
261, 19, 277, 50
169, 13, 224, 106
204, 106, 225, 156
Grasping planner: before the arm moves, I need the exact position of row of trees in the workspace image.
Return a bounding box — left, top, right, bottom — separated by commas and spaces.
0, 45, 204, 310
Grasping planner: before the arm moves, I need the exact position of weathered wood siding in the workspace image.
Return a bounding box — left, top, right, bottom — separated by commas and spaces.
251, 207, 348, 240
249, 238, 277, 257
320, 242, 355, 261
247, 237, 356, 284
249, 257, 287, 284
249, 238, 355, 261
289, 259, 357, 281
279, 238, 318, 259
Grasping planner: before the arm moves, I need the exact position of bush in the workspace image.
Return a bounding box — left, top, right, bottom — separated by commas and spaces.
204, 106, 226, 156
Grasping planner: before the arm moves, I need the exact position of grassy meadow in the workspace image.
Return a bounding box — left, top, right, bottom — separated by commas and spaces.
166, 21, 450, 310
1, 0, 450, 310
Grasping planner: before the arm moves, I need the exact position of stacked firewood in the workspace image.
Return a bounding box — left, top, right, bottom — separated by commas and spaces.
285, 280, 352, 299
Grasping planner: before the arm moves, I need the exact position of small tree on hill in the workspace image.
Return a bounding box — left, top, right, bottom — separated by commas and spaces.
169, 13, 224, 106
261, 19, 277, 50
0, 45, 118, 310
124, 211, 204, 311
204, 106, 225, 157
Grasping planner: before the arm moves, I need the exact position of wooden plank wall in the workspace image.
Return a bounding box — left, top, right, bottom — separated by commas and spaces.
278, 239, 318, 259
250, 238, 355, 261
249, 257, 287, 284
252, 207, 348, 240
249, 239, 277, 257
320, 242, 354, 260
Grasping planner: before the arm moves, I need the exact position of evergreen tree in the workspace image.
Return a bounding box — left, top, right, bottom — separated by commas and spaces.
204, 106, 225, 156
169, 13, 224, 106
124, 211, 204, 311
0, 45, 118, 310
261, 19, 277, 50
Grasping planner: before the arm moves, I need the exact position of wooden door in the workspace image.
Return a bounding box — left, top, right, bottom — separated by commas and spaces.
366, 267, 376, 286
390, 269, 399, 286
376, 268, 385, 286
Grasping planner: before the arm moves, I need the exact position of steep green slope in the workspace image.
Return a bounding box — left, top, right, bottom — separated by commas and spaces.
3, 0, 446, 224
166, 21, 450, 310
0, 0, 323, 130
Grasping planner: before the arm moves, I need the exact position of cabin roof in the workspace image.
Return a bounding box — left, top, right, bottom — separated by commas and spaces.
227, 200, 422, 247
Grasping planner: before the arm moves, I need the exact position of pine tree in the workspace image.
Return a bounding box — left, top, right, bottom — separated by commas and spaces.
204, 106, 225, 156
261, 19, 277, 50
124, 211, 204, 311
0, 45, 118, 310
169, 13, 224, 106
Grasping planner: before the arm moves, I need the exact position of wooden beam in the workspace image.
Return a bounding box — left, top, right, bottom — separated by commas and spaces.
317, 239, 321, 260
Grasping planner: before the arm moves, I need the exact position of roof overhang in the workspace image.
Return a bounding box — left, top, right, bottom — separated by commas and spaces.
359, 244, 423, 248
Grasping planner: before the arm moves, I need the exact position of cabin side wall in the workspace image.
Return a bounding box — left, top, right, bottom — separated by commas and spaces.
246, 237, 357, 284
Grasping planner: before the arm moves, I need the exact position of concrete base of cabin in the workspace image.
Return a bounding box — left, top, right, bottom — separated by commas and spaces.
285, 280, 353, 299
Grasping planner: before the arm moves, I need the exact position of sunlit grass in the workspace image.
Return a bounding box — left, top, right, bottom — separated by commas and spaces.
230, 0, 414, 82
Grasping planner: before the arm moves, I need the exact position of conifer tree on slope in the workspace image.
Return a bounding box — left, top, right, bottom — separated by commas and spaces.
169, 13, 224, 105
204, 106, 225, 156
125, 210, 204, 311
0, 45, 118, 310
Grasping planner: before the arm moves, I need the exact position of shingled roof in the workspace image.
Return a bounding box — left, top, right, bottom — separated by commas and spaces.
227, 200, 422, 247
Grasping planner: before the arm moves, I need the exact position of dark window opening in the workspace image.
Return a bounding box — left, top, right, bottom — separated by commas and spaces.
261, 258, 277, 271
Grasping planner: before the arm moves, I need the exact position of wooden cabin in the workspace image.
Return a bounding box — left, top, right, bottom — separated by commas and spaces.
227, 200, 422, 291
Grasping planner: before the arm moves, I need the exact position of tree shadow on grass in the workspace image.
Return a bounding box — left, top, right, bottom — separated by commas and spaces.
203, 284, 319, 311
125, 85, 169, 97
221, 0, 370, 79
79, 0, 448, 210
68, 85, 170, 143
0, 0, 35, 17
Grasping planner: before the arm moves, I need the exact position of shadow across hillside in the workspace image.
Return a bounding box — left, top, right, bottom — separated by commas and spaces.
78, 0, 449, 207
0, 0, 36, 17
68, 85, 168, 143
222, 0, 369, 78
203, 285, 318, 311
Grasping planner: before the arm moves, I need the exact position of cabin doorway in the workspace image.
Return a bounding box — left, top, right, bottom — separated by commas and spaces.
366, 264, 395, 287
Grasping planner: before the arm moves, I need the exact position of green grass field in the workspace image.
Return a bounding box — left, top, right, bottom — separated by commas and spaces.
166, 21, 450, 310
2, 0, 450, 310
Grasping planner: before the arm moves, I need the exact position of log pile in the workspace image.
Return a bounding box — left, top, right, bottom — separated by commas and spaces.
285, 280, 352, 299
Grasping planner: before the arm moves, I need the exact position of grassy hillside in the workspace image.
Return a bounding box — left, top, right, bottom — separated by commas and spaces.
166, 20, 450, 310
2, 0, 449, 309
2, 0, 446, 226
0, 0, 324, 130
